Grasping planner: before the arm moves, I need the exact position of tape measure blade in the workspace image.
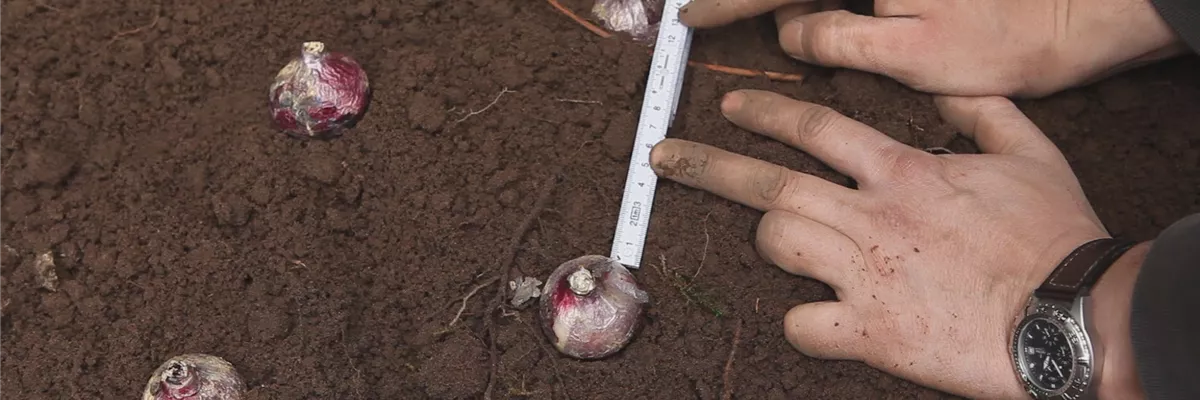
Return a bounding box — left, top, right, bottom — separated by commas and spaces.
610, 0, 693, 269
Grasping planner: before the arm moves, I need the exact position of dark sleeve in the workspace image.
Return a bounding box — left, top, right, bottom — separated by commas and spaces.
1150, 0, 1200, 51
1129, 212, 1200, 400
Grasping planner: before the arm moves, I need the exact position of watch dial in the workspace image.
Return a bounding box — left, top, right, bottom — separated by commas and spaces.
1018, 318, 1074, 391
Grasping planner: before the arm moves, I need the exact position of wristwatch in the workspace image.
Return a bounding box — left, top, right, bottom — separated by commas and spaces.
1011, 237, 1135, 400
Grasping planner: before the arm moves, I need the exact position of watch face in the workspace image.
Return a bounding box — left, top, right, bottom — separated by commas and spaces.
1017, 317, 1075, 391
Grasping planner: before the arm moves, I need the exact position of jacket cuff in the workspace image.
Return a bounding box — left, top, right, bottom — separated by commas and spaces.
1151, 0, 1200, 52
1129, 212, 1200, 399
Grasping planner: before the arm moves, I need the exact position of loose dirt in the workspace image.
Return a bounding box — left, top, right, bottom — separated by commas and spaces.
2, 0, 1197, 399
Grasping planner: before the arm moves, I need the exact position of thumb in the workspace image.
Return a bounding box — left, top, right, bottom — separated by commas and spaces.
933, 96, 1068, 167
783, 301, 862, 361
680, 0, 817, 28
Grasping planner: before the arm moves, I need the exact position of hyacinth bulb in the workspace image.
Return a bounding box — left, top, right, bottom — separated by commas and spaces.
539, 255, 650, 359
592, 0, 664, 42
269, 41, 370, 139
142, 354, 245, 400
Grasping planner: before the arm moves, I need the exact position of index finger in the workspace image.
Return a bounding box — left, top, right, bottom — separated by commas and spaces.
720, 90, 916, 184
680, 0, 817, 28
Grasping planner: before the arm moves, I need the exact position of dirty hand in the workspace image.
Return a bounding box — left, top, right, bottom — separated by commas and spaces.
678, 0, 1187, 97
648, 90, 1117, 398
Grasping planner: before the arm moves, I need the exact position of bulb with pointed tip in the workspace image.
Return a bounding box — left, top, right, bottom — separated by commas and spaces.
539, 255, 650, 359
142, 354, 245, 400
269, 41, 370, 139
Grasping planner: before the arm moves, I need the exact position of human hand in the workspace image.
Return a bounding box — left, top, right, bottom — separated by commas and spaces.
648, 90, 1116, 398
678, 0, 1188, 97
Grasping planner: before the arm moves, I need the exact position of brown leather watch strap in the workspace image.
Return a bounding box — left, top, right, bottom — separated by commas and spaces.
1035, 237, 1137, 301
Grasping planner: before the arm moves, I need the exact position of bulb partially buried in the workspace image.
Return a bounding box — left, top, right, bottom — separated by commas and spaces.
592, 0, 664, 42
269, 41, 370, 139
539, 255, 650, 359
142, 353, 245, 400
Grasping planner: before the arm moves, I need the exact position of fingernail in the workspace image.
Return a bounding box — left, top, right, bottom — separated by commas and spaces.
649, 139, 679, 176
721, 91, 745, 116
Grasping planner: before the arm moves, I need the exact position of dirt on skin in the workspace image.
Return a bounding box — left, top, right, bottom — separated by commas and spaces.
2, 0, 1198, 399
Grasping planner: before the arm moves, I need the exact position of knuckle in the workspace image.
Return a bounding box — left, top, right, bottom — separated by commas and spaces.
794, 105, 840, 146
877, 145, 941, 182
778, 20, 805, 59
804, 18, 842, 63
749, 164, 790, 208
754, 210, 788, 264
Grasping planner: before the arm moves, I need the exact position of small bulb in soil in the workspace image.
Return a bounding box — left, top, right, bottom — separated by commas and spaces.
539, 255, 650, 359
142, 353, 245, 400
592, 0, 664, 42
269, 41, 370, 139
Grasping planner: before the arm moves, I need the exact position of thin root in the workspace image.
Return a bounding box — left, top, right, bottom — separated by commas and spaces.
547, 0, 612, 38
35, 1, 61, 12
689, 211, 712, 284
554, 98, 603, 105
523, 317, 572, 400
97, 5, 161, 53
448, 277, 499, 328
455, 87, 515, 124
0, 136, 18, 187
689, 61, 805, 81
721, 319, 744, 400
484, 170, 562, 400
546, 0, 804, 82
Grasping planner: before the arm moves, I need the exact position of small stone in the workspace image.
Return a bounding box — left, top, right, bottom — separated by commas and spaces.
602, 113, 636, 160
247, 179, 271, 205
33, 251, 59, 292
211, 193, 252, 227
497, 189, 518, 208
211, 42, 233, 62
159, 52, 184, 82
359, 23, 379, 40
408, 91, 447, 133
175, 5, 201, 23
3, 190, 38, 219
1, 244, 23, 269
300, 155, 343, 184
118, 39, 146, 67
12, 147, 77, 189
204, 68, 222, 88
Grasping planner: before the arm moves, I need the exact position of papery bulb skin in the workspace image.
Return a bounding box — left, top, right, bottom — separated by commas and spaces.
539, 255, 650, 359
592, 0, 664, 42
269, 41, 370, 139
142, 354, 245, 400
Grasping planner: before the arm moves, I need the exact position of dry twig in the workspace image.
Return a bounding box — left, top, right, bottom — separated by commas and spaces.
721, 319, 744, 400
545, 0, 805, 82
484, 170, 562, 400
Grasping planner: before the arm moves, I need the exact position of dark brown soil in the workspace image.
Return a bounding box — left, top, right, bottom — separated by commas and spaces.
2, 0, 1197, 399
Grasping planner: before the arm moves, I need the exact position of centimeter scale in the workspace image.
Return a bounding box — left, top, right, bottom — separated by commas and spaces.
610, 0, 694, 269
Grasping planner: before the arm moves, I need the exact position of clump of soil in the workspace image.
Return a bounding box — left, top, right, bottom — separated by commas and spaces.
2, 0, 1198, 398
